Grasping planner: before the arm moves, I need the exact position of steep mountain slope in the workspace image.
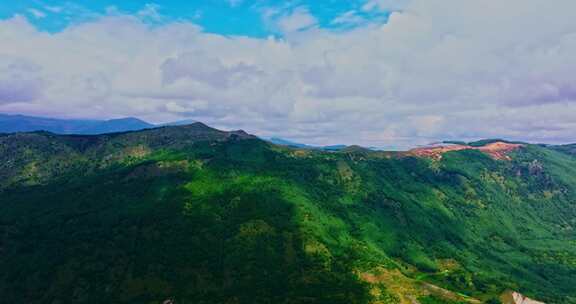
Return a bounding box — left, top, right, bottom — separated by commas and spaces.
0, 113, 154, 134
553, 144, 576, 157
0, 124, 575, 304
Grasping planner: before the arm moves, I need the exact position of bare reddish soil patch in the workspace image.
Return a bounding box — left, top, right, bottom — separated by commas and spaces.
407, 142, 523, 160
476, 142, 524, 160
409, 145, 469, 160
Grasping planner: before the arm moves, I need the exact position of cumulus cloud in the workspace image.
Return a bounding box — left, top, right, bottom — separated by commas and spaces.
0, 56, 45, 104
1, 0, 576, 148
161, 51, 264, 88
136, 3, 162, 22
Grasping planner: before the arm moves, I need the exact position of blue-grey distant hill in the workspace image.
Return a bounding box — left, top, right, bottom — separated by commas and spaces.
0, 113, 155, 135
267, 137, 348, 151
267, 137, 312, 148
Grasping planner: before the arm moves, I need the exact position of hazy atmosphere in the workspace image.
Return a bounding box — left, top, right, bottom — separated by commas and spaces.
1, 0, 575, 148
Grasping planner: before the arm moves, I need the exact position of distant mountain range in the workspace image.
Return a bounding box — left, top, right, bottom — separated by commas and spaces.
267, 137, 349, 151
0, 113, 212, 135
0, 113, 156, 135
267, 137, 386, 151
0, 114, 352, 149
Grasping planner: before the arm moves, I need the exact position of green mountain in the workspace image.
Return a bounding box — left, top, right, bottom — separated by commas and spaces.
1, 123, 575, 304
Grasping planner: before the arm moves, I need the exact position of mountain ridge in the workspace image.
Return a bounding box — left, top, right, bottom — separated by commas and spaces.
1, 123, 575, 303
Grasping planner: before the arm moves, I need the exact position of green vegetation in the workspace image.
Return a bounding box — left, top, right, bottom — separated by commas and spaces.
418, 295, 467, 304
0, 123, 575, 303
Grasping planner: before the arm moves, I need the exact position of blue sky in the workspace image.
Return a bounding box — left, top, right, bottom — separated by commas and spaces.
0, 0, 390, 36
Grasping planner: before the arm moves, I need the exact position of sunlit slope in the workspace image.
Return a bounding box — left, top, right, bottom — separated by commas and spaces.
0, 124, 575, 304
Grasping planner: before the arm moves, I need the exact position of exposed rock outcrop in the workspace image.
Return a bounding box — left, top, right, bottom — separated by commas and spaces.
502, 291, 545, 304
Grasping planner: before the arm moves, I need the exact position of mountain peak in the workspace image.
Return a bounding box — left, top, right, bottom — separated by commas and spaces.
106, 117, 149, 123
181, 121, 214, 130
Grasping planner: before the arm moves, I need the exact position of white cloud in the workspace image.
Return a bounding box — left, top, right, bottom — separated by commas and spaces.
0, 56, 45, 103
1, 0, 576, 148
137, 3, 162, 21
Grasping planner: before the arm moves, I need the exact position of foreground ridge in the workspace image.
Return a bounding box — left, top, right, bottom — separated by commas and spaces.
0, 124, 574, 304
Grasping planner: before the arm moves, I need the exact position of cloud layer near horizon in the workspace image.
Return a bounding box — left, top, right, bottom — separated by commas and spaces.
1, 0, 576, 148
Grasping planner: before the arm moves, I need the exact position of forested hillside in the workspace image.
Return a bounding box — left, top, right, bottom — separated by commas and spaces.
1, 123, 575, 304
